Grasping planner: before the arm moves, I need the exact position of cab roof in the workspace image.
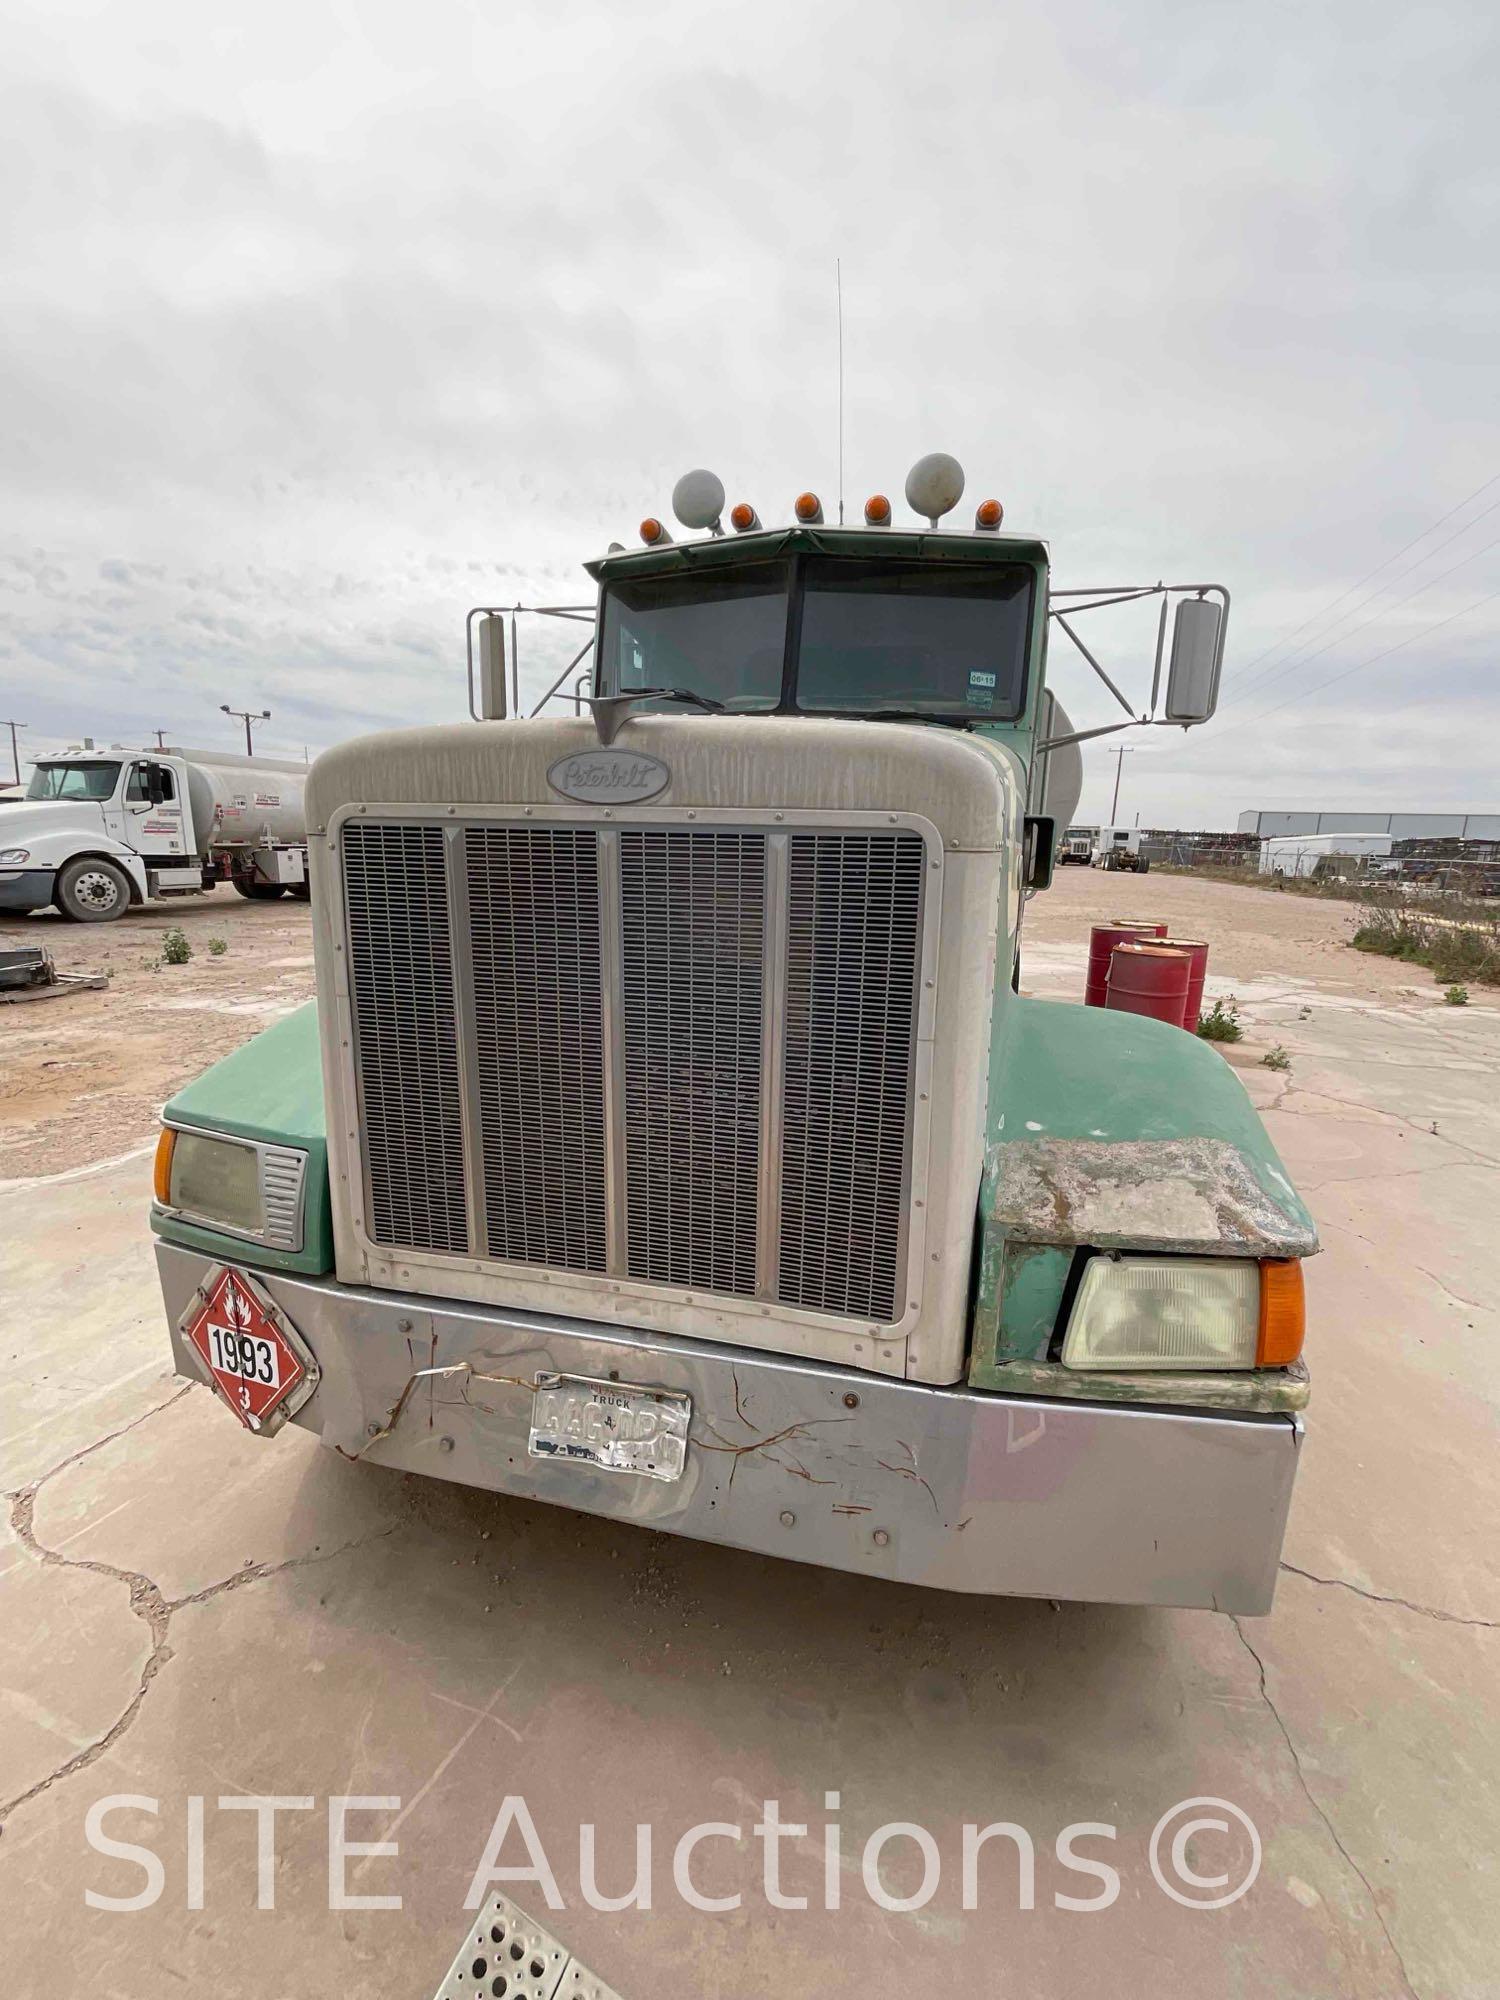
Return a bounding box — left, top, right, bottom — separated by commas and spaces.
584, 522, 1050, 584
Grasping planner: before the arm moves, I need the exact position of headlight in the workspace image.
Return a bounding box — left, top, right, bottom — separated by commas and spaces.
1060, 1255, 1304, 1371
153, 1126, 307, 1250
0, 847, 30, 864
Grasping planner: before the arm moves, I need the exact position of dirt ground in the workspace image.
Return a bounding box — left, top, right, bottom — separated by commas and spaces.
0, 894, 317, 1177
2, 870, 1498, 1999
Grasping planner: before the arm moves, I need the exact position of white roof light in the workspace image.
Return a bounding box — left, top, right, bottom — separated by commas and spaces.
671, 468, 726, 533
904, 451, 966, 526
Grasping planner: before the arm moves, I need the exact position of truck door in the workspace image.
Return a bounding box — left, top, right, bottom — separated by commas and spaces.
120, 760, 188, 860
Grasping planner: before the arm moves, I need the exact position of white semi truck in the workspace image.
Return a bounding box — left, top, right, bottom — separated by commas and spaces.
0, 742, 310, 922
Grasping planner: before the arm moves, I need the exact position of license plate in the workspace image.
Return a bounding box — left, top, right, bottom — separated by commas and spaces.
529, 1373, 690, 1482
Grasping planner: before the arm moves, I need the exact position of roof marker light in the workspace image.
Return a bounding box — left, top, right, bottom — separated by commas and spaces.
794, 491, 824, 524
863, 493, 892, 527
639, 517, 672, 546
975, 498, 1004, 531
730, 502, 761, 532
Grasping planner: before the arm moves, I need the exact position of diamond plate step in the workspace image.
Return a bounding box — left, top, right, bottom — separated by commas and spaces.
430, 1892, 624, 2000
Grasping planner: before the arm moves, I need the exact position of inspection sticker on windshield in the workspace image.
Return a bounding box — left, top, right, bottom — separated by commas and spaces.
180, 1266, 318, 1437
966, 669, 997, 708
529, 1372, 690, 1482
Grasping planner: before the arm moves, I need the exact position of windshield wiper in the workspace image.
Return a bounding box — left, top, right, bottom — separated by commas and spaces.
858, 709, 980, 728
587, 687, 726, 744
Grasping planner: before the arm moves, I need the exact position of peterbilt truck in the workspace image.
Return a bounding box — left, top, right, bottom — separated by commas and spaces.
149, 457, 1314, 1614
0, 743, 309, 920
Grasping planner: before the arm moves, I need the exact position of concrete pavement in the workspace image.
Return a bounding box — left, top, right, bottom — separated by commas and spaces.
2, 961, 1496, 1997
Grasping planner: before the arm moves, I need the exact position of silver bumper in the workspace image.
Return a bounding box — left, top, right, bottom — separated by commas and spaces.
156, 1242, 1301, 1614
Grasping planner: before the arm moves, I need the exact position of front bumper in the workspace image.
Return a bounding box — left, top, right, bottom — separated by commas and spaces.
0, 868, 54, 913
156, 1243, 1302, 1613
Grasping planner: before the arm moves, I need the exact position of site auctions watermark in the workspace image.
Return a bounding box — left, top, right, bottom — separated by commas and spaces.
82, 1792, 1262, 1914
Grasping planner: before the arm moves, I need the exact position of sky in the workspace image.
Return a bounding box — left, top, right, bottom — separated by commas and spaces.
1, 0, 1496, 828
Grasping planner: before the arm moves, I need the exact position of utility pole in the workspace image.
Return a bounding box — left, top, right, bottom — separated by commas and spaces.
2, 718, 25, 787
1109, 744, 1136, 823
152, 729, 169, 749
220, 703, 270, 755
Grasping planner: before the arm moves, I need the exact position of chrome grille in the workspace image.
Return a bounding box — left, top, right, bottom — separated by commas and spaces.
779, 832, 924, 1320
618, 829, 765, 1295
466, 826, 607, 1272
342, 820, 469, 1253
341, 818, 924, 1321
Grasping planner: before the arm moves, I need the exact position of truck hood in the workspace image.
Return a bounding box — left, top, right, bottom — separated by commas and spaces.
0, 799, 108, 848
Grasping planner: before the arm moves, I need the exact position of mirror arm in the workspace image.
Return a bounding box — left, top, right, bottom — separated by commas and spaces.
1053, 613, 1138, 719
529, 634, 596, 717
1036, 719, 1140, 753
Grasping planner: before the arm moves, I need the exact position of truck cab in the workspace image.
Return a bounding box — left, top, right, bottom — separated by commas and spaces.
149, 460, 1314, 1615
0, 744, 309, 920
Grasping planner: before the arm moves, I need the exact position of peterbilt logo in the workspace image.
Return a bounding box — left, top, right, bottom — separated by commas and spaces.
546, 750, 671, 805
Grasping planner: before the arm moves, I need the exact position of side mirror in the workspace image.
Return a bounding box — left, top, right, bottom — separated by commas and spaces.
477, 614, 508, 720
1023, 815, 1056, 891
1163, 596, 1225, 723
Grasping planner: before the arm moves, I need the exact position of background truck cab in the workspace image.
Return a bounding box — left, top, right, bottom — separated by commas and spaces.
0, 742, 310, 920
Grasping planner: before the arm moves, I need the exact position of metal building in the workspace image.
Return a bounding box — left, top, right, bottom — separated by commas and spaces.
1237, 809, 1500, 840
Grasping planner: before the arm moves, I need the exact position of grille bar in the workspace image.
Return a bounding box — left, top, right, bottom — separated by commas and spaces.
342, 820, 469, 1254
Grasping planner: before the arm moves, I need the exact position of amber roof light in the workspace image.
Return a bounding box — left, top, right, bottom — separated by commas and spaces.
730, 502, 760, 532
793, 491, 824, 524
975, 498, 1005, 530
639, 517, 671, 546
863, 493, 892, 526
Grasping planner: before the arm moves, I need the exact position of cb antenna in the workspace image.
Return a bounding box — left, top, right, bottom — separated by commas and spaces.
836, 257, 845, 525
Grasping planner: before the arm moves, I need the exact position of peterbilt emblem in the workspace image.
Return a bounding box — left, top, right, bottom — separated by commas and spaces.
547, 750, 671, 805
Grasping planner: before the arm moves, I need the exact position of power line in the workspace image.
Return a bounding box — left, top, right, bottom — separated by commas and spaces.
1235, 582, 1500, 732
1225, 468, 1500, 692
1227, 490, 1500, 708
1222, 524, 1500, 711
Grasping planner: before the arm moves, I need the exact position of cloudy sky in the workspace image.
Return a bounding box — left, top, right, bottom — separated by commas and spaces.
2, 0, 1496, 827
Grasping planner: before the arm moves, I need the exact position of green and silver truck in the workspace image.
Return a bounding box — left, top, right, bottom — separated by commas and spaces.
150, 455, 1314, 1614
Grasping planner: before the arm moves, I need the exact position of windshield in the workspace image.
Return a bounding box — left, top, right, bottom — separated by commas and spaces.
597, 554, 1032, 721
797, 558, 1031, 718
598, 565, 787, 712
26, 761, 122, 802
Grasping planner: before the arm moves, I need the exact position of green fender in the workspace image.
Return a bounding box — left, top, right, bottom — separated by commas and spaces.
972, 996, 1315, 1403
150, 1000, 333, 1275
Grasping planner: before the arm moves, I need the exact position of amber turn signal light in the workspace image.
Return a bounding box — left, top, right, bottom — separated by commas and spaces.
1257, 1259, 1305, 1366
153, 1127, 176, 1205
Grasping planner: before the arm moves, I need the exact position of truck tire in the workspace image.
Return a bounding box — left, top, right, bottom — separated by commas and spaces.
233, 877, 287, 901
1137, 856, 1151, 873
56, 857, 132, 922
287, 882, 312, 902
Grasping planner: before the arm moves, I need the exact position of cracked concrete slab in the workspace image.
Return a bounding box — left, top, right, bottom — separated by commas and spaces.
3, 869, 1498, 1999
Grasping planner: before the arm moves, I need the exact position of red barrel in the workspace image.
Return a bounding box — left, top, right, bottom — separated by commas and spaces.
1086, 920, 1168, 1008
1162, 938, 1210, 1030
1106, 942, 1194, 1026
